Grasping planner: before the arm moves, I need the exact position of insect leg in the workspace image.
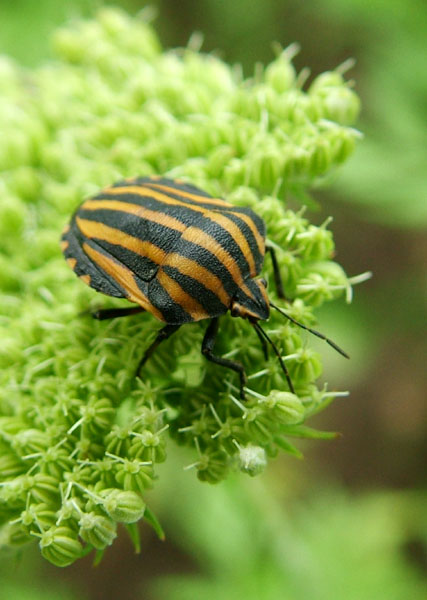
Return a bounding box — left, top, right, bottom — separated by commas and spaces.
253, 322, 295, 394
253, 324, 269, 360
266, 245, 286, 300
92, 306, 146, 320
136, 324, 181, 377
201, 318, 247, 400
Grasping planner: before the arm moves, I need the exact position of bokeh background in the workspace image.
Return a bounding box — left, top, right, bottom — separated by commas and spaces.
0, 1, 426, 598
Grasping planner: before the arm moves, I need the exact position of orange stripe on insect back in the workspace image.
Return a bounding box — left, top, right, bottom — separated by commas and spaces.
206, 212, 257, 277
164, 253, 230, 307
67, 257, 77, 269
80, 200, 187, 234
229, 211, 265, 257
140, 182, 263, 256
82, 242, 164, 321
157, 269, 211, 321
180, 226, 256, 301
144, 182, 232, 208
99, 185, 211, 215
60, 240, 69, 251
143, 182, 264, 257
75, 217, 167, 265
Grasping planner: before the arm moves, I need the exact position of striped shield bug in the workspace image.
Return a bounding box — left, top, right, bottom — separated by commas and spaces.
61, 176, 348, 398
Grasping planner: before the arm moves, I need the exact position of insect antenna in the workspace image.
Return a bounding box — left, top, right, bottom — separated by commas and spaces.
269, 301, 349, 359
252, 322, 295, 394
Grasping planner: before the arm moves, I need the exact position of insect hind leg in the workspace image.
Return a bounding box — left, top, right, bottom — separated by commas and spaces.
202, 318, 247, 400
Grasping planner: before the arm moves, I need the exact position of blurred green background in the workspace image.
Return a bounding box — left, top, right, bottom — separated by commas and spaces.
0, 0, 426, 598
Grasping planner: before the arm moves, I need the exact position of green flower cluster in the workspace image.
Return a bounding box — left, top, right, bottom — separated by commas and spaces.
0, 8, 363, 565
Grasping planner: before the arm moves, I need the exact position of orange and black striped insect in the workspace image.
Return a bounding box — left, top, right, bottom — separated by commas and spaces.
61, 176, 348, 398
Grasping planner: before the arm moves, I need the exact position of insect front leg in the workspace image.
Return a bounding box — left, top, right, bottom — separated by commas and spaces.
253, 324, 269, 360
201, 317, 247, 400
136, 324, 181, 377
266, 244, 286, 300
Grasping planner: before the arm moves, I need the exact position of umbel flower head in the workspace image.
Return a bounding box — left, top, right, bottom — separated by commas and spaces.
0, 8, 366, 566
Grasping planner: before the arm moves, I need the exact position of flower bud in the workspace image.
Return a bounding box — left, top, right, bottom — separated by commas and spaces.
249, 149, 284, 190
0, 452, 25, 478
242, 406, 273, 444
295, 223, 334, 261
39, 526, 84, 567
30, 474, 61, 504
207, 145, 235, 178
21, 503, 57, 530
310, 71, 344, 92
264, 390, 306, 425
265, 54, 296, 93
80, 397, 114, 436
290, 349, 323, 383
79, 512, 117, 549
99, 489, 146, 523
322, 87, 360, 125
129, 431, 167, 463
238, 445, 267, 476
114, 460, 154, 493
12, 428, 50, 455
0, 522, 32, 548
196, 450, 229, 483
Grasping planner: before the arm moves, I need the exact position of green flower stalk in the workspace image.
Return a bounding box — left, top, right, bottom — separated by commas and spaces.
0, 8, 366, 565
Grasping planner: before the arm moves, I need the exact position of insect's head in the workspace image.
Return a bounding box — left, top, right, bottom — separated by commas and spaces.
230, 278, 270, 322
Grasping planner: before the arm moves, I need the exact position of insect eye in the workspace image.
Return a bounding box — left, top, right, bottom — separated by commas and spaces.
260, 278, 268, 288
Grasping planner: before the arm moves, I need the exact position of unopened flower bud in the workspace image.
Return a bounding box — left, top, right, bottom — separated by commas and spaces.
79, 512, 117, 549
238, 445, 267, 476
39, 526, 83, 567
99, 489, 146, 523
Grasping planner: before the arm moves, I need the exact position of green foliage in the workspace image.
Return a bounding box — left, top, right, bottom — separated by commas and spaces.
0, 8, 363, 565
152, 477, 427, 600
317, 0, 427, 227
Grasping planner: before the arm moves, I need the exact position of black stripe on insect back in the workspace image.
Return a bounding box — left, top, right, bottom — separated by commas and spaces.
147, 278, 193, 324
162, 265, 228, 316
87, 194, 254, 278
79, 202, 254, 286
168, 237, 241, 299
195, 215, 253, 277
99, 181, 264, 228
143, 180, 267, 238
77, 207, 183, 253
89, 191, 203, 228
216, 211, 264, 271
92, 184, 266, 252
89, 237, 159, 282
77, 207, 241, 299
141, 181, 257, 215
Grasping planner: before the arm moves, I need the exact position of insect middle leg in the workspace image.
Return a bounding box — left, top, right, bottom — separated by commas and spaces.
136, 324, 181, 377
201, 317, 247, 400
